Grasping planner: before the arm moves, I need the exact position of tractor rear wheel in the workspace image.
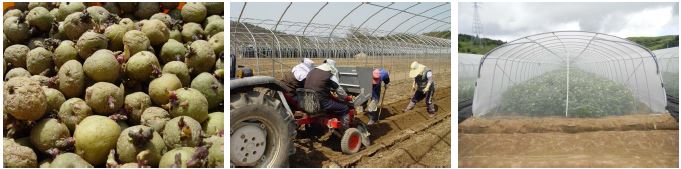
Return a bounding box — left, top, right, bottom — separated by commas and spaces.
230, 89, 296, 167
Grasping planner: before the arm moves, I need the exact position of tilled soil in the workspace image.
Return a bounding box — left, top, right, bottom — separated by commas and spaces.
289, 73, 451, 167
355, 117, 451, 167
459, 114, 679, 168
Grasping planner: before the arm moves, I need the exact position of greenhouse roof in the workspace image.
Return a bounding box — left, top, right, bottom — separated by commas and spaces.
230, 2, 451, 48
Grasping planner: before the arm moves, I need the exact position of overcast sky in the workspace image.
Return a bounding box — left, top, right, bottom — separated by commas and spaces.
459, 2, 679, 41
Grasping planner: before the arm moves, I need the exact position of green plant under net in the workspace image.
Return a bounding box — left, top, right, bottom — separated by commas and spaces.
662, 72, 679, 98
498, 68, 637, 117
458, 77, 476, 101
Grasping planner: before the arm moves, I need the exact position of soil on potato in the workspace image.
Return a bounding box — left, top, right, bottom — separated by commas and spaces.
288, 73, 451, 168
459, 114, 679, 168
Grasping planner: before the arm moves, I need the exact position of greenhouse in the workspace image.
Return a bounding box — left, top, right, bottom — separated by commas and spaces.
230, 2, 451, 81
458, 53, 482, 101
654, 47, 679, 98
473, 31, 668, 117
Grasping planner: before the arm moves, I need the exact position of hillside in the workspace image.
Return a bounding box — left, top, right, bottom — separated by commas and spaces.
458, 33, 680, 55
423, 31, 451, 39
458, 34, 505, 55
626, 35, 679, 50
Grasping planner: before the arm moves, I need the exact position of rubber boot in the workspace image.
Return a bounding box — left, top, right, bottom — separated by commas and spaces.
367, 112, 377, 125
404, 101, 416, 111
427, 104, 436, 118
340, 109, 353, 132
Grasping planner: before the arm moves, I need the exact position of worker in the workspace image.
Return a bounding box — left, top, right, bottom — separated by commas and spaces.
280, 58, 314, 112
405, 61, 436, 117
304, 60, 351, 130
367, 67, 390, 125
281, 58, 314, 93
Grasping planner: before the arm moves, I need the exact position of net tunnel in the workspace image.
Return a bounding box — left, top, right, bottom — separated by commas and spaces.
473, 31, 668, 117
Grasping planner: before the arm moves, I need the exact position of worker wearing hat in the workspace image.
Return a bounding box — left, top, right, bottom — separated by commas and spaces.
304, 59, 351, 129
405, 61, 436, 117
367, 67, 390, 125
281, 58, 315, 111
281, 58, 315, 94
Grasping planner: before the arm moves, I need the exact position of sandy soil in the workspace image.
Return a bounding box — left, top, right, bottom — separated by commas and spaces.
288, 73, 452, 167
459, 114, 679, 168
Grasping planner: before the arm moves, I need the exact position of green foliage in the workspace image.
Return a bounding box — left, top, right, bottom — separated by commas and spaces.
662, 72, 679, 97
458, 77, 476, 101
627, 35, 679, 50
422, 31, 451, 39
458, 34, 504, 55
498, 69, 637, 117
457, 34, 679, 55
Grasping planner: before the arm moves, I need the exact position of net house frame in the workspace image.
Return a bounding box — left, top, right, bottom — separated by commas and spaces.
230, 2, 451, 81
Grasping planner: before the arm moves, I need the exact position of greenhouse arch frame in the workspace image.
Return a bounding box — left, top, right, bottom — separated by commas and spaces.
473, 31, 667, 117
230, 2, 451, 81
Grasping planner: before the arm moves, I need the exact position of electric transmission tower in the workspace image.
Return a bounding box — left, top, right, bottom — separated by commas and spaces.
472, 2, 483, 48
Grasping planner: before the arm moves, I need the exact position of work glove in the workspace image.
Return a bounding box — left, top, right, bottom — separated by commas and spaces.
423, 81, 433, 93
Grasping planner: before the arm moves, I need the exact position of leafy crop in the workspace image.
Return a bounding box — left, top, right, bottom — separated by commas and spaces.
458, 77, 476, 101
662, 72, 679, 97
498, 68, 637, 117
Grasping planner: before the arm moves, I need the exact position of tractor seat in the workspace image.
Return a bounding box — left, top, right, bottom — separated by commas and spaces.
296, 88, 322, 115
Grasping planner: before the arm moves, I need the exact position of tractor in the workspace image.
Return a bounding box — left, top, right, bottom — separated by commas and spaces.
230, 57, 373, 167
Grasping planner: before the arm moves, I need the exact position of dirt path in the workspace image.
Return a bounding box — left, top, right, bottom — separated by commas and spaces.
459, 114, 679, 168
289, 73, 451, 167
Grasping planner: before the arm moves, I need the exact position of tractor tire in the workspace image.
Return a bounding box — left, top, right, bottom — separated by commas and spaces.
230, 89, 296, 167
340, 128, 362, 154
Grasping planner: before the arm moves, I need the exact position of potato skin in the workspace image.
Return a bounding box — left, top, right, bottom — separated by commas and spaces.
74, 115, 121, 166
4, 77, 47, 121
84, 82, 124, 115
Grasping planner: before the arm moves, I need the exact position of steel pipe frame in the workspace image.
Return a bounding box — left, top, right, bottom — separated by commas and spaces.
231, 2, 451, 80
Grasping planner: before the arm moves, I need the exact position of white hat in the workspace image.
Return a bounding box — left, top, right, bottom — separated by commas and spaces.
409, 61, 425, 78
302, 58, 314, 69
316, 63, 337, 75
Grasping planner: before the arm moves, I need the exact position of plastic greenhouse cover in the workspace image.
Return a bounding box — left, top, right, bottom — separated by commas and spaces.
473, 31, 667, 118
654, 47, 679, 98
459, 53, 482, 101
459, 53, 482, 78
655, 47, 679, 73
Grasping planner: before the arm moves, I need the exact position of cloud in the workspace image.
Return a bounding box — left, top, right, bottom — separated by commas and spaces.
459, 2, 679, 41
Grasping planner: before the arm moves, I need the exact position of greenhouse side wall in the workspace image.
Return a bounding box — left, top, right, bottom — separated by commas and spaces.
655, 47, 679, 98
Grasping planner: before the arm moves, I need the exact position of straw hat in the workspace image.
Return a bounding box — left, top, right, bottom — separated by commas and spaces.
409, 61, 425, 78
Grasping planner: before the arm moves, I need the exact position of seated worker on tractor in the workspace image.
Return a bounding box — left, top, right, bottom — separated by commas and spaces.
280, 58, 315, 111
367, 67, 390, 125
405, 61, 436, 117
304, 60, 352, 130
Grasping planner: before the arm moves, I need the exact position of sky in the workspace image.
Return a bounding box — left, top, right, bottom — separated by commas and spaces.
458, 2, 679, 42
230, 2, 451, 36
